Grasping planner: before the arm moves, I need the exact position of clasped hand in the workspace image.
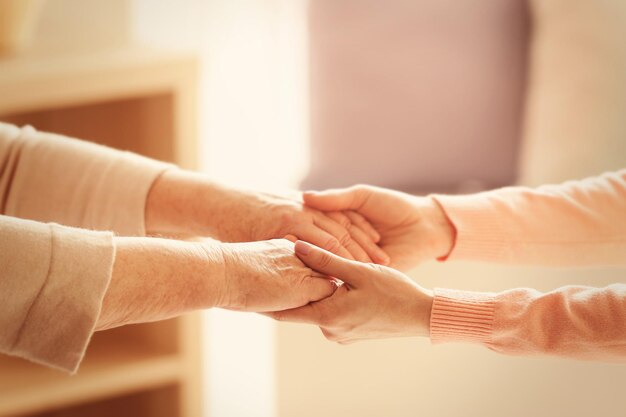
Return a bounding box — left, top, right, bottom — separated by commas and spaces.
148, 171, 455, 342
265, 185, 456, 343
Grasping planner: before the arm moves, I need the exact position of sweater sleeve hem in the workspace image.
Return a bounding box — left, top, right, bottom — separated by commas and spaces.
6, 124, 175, 236
431, 194, 511, 262
10, 224, 115, 373
103, 152, 175, 236
430, 288, 496, 346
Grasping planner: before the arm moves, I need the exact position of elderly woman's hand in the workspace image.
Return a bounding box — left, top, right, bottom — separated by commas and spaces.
145, 170, 389, 264
98, 238, 336, 331
206, 239, 337, 312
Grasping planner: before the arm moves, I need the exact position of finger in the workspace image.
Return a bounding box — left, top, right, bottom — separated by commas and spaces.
267, 303, 323, 325
345, 211, 380, 242
318, 213, 372, 263
295, 224, 355, 261
303, 186, 370, 212
347, 223, 390, 265
322, 212, 387, 264
324, 210, 351, 229
268, 284, 348, 324
301, 276, 338, 304
294, 240, 366, 287
273, 276, 337, 313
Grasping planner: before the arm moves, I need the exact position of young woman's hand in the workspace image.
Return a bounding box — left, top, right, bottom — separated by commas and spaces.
268, 241, 434, 343
303, 185, 455, 271
145, 170, 388, 264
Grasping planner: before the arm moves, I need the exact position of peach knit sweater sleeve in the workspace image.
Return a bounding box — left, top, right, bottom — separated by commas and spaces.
430, 170, 626, 361
0, 122, 171, 372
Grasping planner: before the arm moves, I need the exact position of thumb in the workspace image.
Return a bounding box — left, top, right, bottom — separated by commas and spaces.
303, 186, 368, 212
295, 240, 365, 287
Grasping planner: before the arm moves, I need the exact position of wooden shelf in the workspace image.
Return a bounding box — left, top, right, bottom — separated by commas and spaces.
0, 340, 181, 416
31, 385, 181, 417
0, 46, 192, 113
0, 45, 199, 169
0, 46, 202, 417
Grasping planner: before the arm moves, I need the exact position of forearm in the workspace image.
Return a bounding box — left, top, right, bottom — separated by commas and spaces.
97, 236, 225, 331
0, 215, 114, 372
146, 170, 388, 265
430, 284, 626, 361
0, 123, 170, 234
417, 196, 456, 260
433, 170, 626, 266
145, 169, 245, 240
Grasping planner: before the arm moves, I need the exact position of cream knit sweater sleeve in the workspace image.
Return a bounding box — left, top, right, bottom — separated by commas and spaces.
0, 123, 172, 235
430, 170, 626, 361
0, 123, 171, 372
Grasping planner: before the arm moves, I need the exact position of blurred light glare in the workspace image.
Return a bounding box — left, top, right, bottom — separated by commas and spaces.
134, 2, 309, 417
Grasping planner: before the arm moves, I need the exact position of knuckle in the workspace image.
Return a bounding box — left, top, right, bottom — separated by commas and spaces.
319, 279, 336, 298
338, 232, 353, 248
317, 251, 334, 269
367, 263, 387, 275
335, 214, 352, 229
351, 212, 367, 225
278, 209, 299, 228
345, 211, 359, 222
297, 273, 313, 289
353, 184, 372, 196
323, 237, 341, 254
349, 210, 364, 219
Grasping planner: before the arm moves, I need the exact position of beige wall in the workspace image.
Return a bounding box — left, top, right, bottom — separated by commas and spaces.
32, 0, 132, 52
277, 2, 626, 416
520, 0, 626, 185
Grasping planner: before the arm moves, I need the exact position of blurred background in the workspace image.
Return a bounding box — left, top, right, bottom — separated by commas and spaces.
0, 0, 625, 416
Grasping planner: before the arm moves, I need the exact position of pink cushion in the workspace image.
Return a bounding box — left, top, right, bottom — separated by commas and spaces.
302, 0, 529, 193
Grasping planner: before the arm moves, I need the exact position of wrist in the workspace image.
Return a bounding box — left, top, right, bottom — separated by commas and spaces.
206, 241, 257, 310
408, 285, 434, 337
192, 240, 229, 309
145, 169, 224, 237
422, 196, 456, 260
145, 169, 190, 235
100, 237, 221, 331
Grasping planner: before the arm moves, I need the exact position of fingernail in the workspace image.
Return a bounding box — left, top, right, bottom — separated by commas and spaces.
284, 234, 298, 243
295, 240, 311, 255
376, 251, 390, 265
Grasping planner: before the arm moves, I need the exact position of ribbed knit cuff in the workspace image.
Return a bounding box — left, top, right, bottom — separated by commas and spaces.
430, 288, 496, 346
431, 194, 510, 262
